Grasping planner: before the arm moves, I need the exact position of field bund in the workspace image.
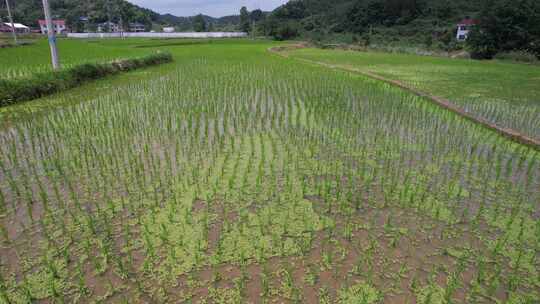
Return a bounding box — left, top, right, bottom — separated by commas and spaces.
68, 32, 248, 39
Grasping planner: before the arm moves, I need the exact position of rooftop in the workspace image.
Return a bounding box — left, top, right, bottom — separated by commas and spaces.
38, 19, 66, 26
458, 19, 479, 26
3, 22, 30, 29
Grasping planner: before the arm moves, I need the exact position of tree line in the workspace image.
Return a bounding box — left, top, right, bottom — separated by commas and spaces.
467, 0, 540, 58
1, 0, 157, 31
244, 0, 539, 58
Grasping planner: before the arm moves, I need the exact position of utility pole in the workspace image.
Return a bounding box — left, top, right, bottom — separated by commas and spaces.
106, 0, 113, 32
5, 0, 18, 45
42, 0, 60, 70
117, 2, 125, 39
120, 14, 124, 39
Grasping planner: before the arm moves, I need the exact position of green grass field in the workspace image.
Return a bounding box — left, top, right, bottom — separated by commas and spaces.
0, 39, 539, 303
287, 48, 540, 141
0, 38, 204, 80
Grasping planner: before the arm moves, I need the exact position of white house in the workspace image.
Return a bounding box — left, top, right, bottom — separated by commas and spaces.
1, 22, 30, 33
97, 22, 120, 33
38, 19, 67, 34
129, 23, 145, 32
456, 18, 478, 41
163, 27, 175, 33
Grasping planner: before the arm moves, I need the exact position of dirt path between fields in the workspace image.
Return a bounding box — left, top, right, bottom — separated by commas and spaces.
269, 45, 540, 151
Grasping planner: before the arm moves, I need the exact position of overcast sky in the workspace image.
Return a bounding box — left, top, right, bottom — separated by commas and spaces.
128, 0, 289, 17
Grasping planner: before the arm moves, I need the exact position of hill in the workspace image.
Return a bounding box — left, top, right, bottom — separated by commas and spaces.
257, 0, 484, 47
256, 0, 540, 58
0, 0, 245, 32
157, 14, 241, 32
1, 0, 159, 31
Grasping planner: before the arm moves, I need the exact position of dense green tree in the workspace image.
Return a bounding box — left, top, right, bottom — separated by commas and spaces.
273, 1, 307, 20
193, 14, 207, 32
239, 6, 250, 33
432, 0, 454, 19
467, 0, 540, 58
259, 16, 280, 37
274, 22, 300, 40
383, 0, 423, 23
343, 0, 386, 33
250, 9, 265, 22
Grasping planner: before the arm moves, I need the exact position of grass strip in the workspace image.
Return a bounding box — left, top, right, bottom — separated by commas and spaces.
0, 52, 173, 107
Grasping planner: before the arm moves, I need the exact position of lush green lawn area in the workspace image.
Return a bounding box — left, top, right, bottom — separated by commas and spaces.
0, 39, 538, 303
288, 48, 540, 140
0, 38, 213, 80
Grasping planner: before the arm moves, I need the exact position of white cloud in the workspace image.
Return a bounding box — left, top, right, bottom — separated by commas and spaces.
127, 0, 289, 17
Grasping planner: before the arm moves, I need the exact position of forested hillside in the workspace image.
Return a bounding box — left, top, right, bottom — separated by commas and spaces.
256, 0, 540, 58
1, 0, 158, 31
0, 0, 247, 32
257, 0, 482, 42
158, 14, 241, 32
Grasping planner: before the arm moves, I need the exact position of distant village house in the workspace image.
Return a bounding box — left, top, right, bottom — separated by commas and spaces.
129, 23, 145, 32
97, 21, 120, 32
39, 19, 67, 34
89, 21, 148, 33
163, 27, 175, 33
456, 18, 478, 41
1, 22, 30, 33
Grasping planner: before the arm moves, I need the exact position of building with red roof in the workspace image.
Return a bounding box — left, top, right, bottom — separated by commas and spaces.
38, 19, 67, 35
456, 18, 479, 41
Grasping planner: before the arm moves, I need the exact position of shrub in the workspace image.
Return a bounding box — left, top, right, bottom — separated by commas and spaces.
0, 52, 173, 107
467, 28, 499, 59
494, 51, 538, 63
70, 63, 112, 81
0, 41, 35, 48
273, 22, 300, 41
466, 0, 540, 60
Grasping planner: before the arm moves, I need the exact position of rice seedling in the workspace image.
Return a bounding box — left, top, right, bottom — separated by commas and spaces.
0, 39, 538, 303
287, 47, 540, 141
